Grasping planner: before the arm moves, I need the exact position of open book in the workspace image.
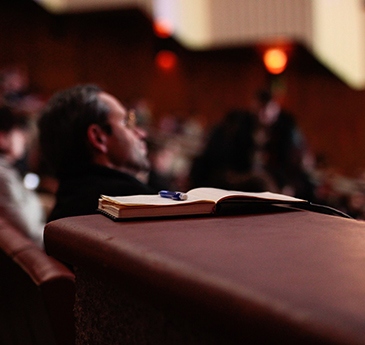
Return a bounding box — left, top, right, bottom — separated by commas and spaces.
98, 187, 306, 220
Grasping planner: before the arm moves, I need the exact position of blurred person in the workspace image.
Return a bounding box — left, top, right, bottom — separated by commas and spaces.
0, 66, 45, 177
0, 66, 28, 107
190, 108, 275, 192
0, 107, 45, 247
0, 66, 44, 113
251, 89, 315, 200
38, 84, 158, 221
149, 113, 205, 192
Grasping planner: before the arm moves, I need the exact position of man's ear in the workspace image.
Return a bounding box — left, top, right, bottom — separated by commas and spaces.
87, 124, 109, 153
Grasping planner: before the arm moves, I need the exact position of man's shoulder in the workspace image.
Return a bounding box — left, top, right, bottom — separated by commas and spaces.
60, 166, 154, 194
96, 176, 155, 196
49, 174, 154, 222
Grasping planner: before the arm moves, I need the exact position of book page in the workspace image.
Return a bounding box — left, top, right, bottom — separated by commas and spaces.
187, 187, 305, 203
101, 187, 304, 208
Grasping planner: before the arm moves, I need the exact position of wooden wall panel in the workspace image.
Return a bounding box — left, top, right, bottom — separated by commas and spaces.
286, 46, 365, 176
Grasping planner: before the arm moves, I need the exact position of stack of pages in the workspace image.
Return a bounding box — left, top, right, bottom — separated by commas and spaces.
98, 187, 305, 220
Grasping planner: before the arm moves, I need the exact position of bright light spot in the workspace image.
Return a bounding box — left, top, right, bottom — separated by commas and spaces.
155, 50, 177, 70
153, 18, 173, 38
263, 48, 288, 74
23, 172, 40, 190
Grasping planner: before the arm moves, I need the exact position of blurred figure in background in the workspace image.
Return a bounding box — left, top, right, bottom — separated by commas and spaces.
0, 66, 44, 114
0, 107, 45, 247
250, 89, 315, 200
190, 90, 315, 200
0, 66, 45, 178
149, 112, 205, 192
190, 108, 275, 192
0, 66, 28, 107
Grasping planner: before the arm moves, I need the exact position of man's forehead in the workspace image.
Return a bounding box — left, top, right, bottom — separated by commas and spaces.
98, 92, 127, 116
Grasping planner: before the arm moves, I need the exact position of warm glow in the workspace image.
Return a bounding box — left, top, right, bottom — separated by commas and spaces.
263, 48, 288, 74
155, 50, 177, 70
153, 18, 173, 38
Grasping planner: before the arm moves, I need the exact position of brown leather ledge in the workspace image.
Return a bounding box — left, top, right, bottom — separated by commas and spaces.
44, 211, 365, 345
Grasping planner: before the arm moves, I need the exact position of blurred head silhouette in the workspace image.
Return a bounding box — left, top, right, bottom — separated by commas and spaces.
0, 107, 29, 163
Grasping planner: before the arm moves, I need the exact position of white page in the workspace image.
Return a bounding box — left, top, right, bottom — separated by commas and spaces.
101, 187, 304, 207
187, 187, 305, 203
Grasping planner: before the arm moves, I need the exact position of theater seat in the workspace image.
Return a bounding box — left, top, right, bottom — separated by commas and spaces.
0, 218, 75, 345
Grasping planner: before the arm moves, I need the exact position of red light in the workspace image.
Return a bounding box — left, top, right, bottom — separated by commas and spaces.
155, 50, 177, 70
263, 48, 288, 74
153, 19, 173, 38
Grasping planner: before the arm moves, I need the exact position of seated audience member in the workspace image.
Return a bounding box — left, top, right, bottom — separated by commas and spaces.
38, 84, 157, 221
0, 107, 45, 247
251, 89, 315, 200
190, 108, 275, 192
0, 66, 44, 114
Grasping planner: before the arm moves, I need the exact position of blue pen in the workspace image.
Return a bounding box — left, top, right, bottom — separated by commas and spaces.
159, 190, 188, 201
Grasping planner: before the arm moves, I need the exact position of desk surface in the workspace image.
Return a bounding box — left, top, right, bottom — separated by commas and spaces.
45, 210, 365, 345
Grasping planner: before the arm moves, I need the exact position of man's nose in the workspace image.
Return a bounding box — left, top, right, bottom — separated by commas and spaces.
133, 126, 148, 138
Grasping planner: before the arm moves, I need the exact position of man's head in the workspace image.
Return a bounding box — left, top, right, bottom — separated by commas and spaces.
256, 89, 272, 107
254, 89, 280, 126
38, 84, 150, 176
0, 107, 29, 163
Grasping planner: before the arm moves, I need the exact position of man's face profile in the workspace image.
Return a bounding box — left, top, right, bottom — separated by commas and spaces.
97, 92, 150, 174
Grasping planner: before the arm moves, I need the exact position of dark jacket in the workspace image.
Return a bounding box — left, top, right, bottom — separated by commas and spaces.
48, 164, 156, 221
